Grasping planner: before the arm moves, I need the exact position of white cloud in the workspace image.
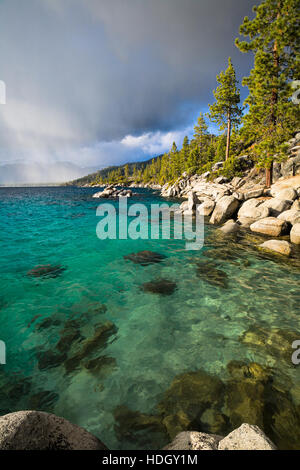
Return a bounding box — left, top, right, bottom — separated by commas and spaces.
121, 128, 193, 155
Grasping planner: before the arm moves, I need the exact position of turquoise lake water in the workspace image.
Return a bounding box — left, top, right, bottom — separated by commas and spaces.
0, 186, 300, 449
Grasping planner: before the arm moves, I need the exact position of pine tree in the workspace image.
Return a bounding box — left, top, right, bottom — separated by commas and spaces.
124, 164, 129, 180
180, 136, 190, 171
169, 142, 181, 179
236, 0, 300, 186
208, 58, 242, 161
193, 113, 209, 163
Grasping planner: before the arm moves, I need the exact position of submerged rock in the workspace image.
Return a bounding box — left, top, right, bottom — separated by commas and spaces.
56, 329, 82, 354
240, 325, 299, 363
83, 355, 117, 375
37, 350, 67, 371
27, 264, 66, 279
64, 321, 117, 374
196, 262, 228, 288
0, 411, 107, 450
227, 360, 272, 384
219, 219, 240, 234
142, 279, 177, 296
36, 316, 62, 331
157, 370, 224, 439
7, 378, 32, 401
28, 391, 59, 411
224, 377, 266, 429
124, 250, 167, 266
114, 405, 167, 448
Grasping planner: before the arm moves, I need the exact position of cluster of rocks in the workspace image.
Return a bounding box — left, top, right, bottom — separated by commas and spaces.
164, 424, 276, 450
93, 185, 133, 198
160, 132, 300, 256
166, 177, 300, 257
129, 182, 161, 190
0, 411, 276, 450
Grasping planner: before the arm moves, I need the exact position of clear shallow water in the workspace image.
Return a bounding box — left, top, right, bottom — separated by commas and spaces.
0, 186, 300, 449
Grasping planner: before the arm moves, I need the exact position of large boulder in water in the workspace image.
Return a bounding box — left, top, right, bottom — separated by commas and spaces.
250, 217, 288, 237
237, 198, 270, 226
290, 223, 300, 244
210, 196, 240, 225
0, 411, 107, 450
259, 239, 292, 256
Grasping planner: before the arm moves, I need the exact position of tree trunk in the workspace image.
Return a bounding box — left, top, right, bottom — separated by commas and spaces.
268, 16, 280, 187
226, 114, 231, 161
265, 162, 273, 188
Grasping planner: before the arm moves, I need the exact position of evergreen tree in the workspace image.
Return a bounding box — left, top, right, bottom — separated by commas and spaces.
180, 136, 190, 171
193, 113, 209, 162
215, 134, 227, 162
169, 142, 181, 179
208, 58, 242, 161
124, 164, 129, 180
236, 0, 300, 186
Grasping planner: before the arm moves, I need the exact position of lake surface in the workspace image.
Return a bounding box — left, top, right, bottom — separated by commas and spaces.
0, 186, 300, 449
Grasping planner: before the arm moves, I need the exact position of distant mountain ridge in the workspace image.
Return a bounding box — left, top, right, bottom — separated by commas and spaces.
0, 161, 103, 185
67, 155, 162, 186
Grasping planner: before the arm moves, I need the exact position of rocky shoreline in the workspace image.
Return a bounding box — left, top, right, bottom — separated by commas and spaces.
88, 133, 300, 257
158, 133, 300, 257
0, 411, 276, 450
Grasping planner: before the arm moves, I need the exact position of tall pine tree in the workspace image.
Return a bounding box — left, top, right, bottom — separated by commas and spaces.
208, 58, 242, 161
236, 0, 300, 186
193, 113, 209, 161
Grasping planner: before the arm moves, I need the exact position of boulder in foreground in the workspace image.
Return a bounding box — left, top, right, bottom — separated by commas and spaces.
163, 431, 222, 450
0, 411, 107, 450
218, 423, 277, 451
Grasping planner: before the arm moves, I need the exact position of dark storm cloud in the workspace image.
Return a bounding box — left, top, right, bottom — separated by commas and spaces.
0, 0, 257, 177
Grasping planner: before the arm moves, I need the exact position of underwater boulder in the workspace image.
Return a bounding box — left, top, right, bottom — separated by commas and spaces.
36, 316, 62, 331
64, 321, 117, 374
224, 378, 266, 429
83, 355, 117, 376
27, 264, 66, 279
240, 325, 299, 363
37, 350, 67, 371
157, 370, 224, 439
113, 405, 167, 449
124, 250, 167, 266
28, 391, 59, 411
196, 262, 228, 288
141, 279, 177, 296
226, 360, 272, 384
